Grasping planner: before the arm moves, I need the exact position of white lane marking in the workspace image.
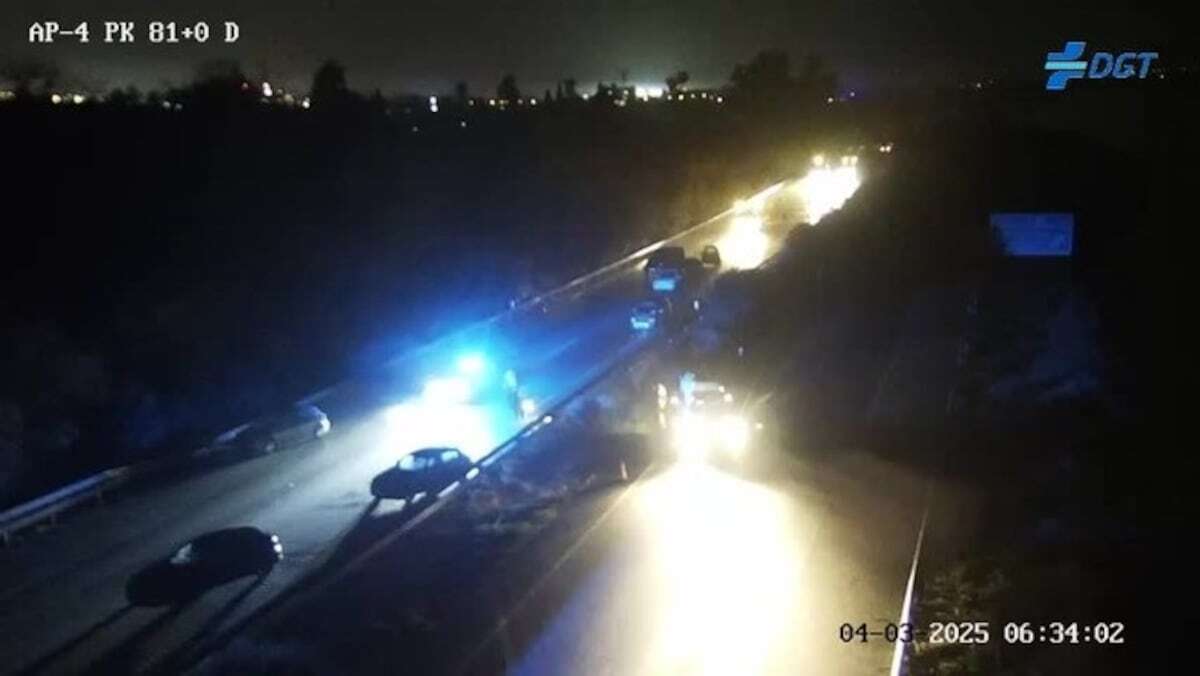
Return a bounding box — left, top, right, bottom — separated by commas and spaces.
890, 497, 930, 676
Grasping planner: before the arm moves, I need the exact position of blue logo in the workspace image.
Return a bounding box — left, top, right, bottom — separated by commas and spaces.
1044, 41, 1158, 91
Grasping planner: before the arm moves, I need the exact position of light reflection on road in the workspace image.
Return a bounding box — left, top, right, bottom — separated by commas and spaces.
634, 463, 804, 675
796, 165, 861, 224
717, 214, 771, 269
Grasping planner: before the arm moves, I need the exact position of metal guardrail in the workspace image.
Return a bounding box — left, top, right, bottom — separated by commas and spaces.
0, 179, 790, 548
0, 467, 131, 545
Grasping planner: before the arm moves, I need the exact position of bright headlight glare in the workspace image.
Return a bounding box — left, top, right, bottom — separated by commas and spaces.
423, 376, 472, 404
719, 415, 750, 454
520, 397, 537, 416
672, 412, 712, 461
456, 353, 486, 376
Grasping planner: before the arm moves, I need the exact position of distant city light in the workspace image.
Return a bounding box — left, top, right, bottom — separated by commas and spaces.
488, 98, 496, 106
411, 125, 419, 133
50, 93, 63, 104
262, 81, 273, 98
460, 120, 467, 128
716, 95, 724, 103
161, 100, 171, 110
826, 96, 834, 103
71, 94, 85, 105
812, 153, 826, 167
530, 97, 538, 106
300, 97, 311, 109
429, 95, 439, 113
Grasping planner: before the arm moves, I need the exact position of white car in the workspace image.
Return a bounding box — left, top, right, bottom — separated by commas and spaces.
232, 404, 331, 454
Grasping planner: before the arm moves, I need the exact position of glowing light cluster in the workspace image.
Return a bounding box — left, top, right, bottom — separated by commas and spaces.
795, 163, 861, 223
383, 399, 500, 461
422, 376, 472, 404
716, 213, 769, 270
670, 411, 751, 461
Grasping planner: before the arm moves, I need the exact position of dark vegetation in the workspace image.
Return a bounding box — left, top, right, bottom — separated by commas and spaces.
725, 78, 1182, 672
0, 52, 851, 505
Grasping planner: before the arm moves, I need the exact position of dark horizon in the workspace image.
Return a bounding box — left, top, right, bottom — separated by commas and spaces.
2, 0, 1175, 96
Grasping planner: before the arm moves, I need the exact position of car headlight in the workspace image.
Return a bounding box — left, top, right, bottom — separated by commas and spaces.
718, 415, 750, 456
671, 411, 712, 461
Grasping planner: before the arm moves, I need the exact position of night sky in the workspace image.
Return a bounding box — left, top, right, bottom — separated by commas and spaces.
1, 1, 1174, 96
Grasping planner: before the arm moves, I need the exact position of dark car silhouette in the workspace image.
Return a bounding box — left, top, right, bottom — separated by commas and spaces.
370, 448, 473, 501
126, 527, 283, 606
701, 244, 722, 267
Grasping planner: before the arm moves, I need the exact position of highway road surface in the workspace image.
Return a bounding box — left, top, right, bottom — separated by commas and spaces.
0, 167, 862, 675
491, 455, 925, 675
198, 372, 928, 675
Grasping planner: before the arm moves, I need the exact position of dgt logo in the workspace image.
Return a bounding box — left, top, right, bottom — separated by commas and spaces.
1044, 41, 1158, 91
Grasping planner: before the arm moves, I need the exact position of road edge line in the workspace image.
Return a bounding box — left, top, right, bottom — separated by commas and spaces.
890, 488, 930, 676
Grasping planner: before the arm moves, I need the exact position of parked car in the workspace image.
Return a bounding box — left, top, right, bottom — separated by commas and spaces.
370, 447, 473, 501
234, 404, 331, 454
126, 527, 283, 606
645, 246, 687, 293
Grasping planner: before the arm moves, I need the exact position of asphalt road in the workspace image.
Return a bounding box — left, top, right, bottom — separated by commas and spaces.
490, 453, 926, 676
0, 177, 833, 675
197, 382, 927, 676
